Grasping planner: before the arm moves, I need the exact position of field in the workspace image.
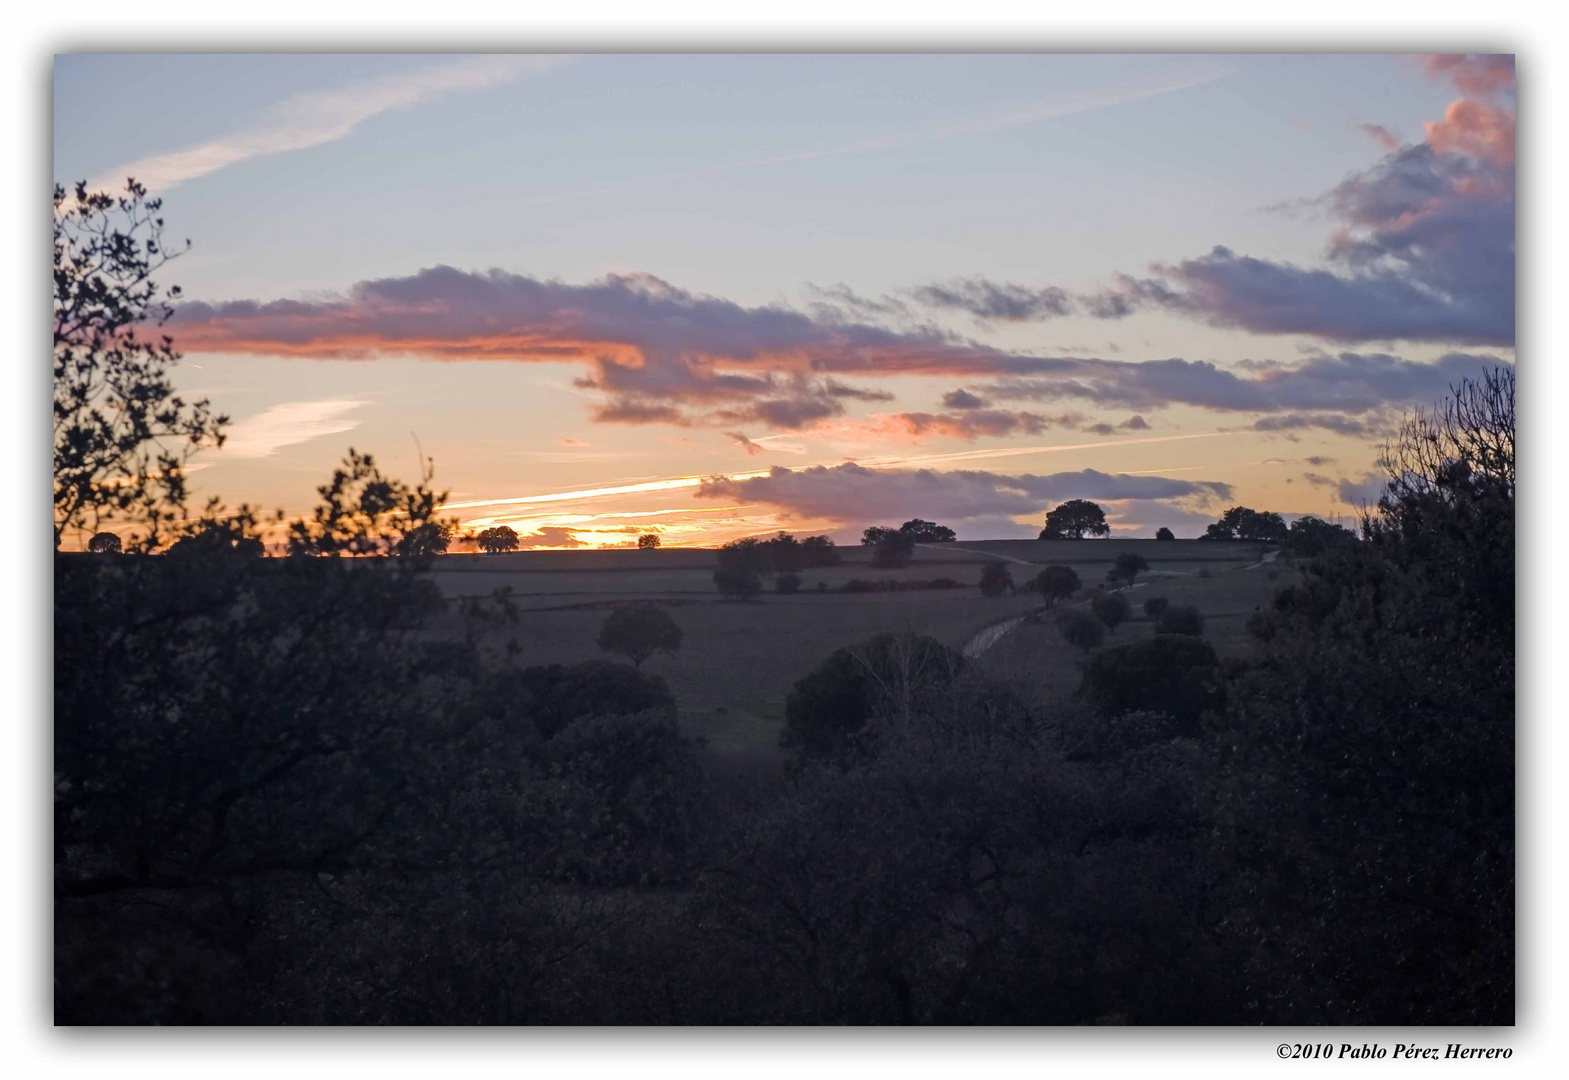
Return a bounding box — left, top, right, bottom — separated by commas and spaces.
427, 539, 1294, 765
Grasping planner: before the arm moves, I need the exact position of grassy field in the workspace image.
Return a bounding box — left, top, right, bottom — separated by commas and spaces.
428, 539, 1289, 765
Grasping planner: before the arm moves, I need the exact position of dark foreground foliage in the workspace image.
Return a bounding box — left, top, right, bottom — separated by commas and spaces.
56, 374, 1513, 1025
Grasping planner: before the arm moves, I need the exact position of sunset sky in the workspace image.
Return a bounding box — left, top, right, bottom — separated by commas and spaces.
52, 52, 1516, 547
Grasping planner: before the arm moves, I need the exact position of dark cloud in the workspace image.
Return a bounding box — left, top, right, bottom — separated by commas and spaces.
726, 431, 766, 456
1305, 455, 1337, 467
941, 388, 989, 410
1118, 414, 1151, 430
1085, 423, 1116, 436
695, 463, 1232, 527
979, 351, 1506, 417
1336, 470, 1387, 506
1253, 412, 1383, 438
1302, 472, 1338, 488
909, 278, 1073, 322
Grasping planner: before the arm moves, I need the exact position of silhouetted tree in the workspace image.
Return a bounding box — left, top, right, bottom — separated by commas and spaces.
800, 535, 841, 566
1143, 596, 1170, 618
475, 525, 520, 554
1077, 634, 1223, 738
86, 532, 121, 554
1091, 590, 1130, 631
1155, 605, 1204, 636
713, 565, 762, 601
978, 561, 1014, 596
597, 604, 683, 668
862, 527, 916, 568
400, 520, 451, 557
1283, 515, 1356, 558
784, 633, 964, 758
1107, 551, 1149, 588
1056, 608, 1104, 653
898, 518, 956, 543
1030, 564, 1081, 606
1202, 507, 1288, 543
1040, 500, 1109, 539
54, 179, 227, 550
766, 531, 805, 572
1155, 527, 1175, 541
637, 533, 661, 550
776, 572, 802, 594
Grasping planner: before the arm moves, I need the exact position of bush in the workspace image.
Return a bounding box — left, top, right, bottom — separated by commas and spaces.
978, 561, 1014, 596
1030, 564, 1080, 605
1076, 634, 1223, 736
1091, 590, 1131, 631
714, 565, 763, 600
776, 572, 801, 594
507, 659, 676, 739
87, 531, 121, 554
1143, 596, 1170, 618
1056, 608, 1105, 653
783, 633, 964, 758
1156, 605, 1205, 636
597, 604, 682, 667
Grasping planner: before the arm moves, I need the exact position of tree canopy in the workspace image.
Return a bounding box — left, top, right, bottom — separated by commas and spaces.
1202, 506, 1288, 543
597, 604, 683, 668
1040, 500, 1109, 540
475, 524, 520, 554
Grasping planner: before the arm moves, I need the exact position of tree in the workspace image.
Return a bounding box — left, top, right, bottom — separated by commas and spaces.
714, 565, 762, 601
504, 659, 675, 739
800, 535, 841, 566
1040, 500, 1109, 540
866, 530, 916, 569
718, 536, 773, 573
1091, 590, 1130, 631
1155, 605, 1204, 636
637, 533, 661, 550
783, 633, 964, 758
776, 572, 802, 594
401, 521, 451, 557
978, 561, 1014, 596
1143, 596, 1170, 618
597, 604, 683, 668
1030, 564, 1081, 606
1107, 551, 1149, 588
1155, 527, 1175, 541
54, 179, 227, 551
476, 525, 520, 554
1202, 507, 1288, 543
898, 519, 956, 543
86, 532, 121, 554
1056, 608, 1104, 653
1284, 515, 1357, 558
1077, 634, 1223, 737
766, 531, 804, 572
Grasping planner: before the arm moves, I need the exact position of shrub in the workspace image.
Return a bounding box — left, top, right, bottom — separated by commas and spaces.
783, 632, 964, 758
978, 561, 1014, 596
1076, 634, 1223, 737
1143, 596, 1170, 618
513, 660, 675, 740
1091, 590, 1131, 631
1030, 564, 1080, 605
86, 532, 121, 554
713, 564, 762, 601
597, 604, 682, 668
1156, 605, 1205, 636
776, 572, 802, 594
1056, 608, 1105, 653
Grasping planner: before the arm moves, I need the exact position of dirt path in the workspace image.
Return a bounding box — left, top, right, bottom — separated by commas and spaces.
962, 613, 1031, 658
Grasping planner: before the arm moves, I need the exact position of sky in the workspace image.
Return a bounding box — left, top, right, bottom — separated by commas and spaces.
52, 52, 1516, 547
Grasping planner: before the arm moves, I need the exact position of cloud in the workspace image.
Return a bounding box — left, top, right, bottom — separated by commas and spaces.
1336, 470, 1387, 507
910, 278, 1073, 322
1359, 123, 1402, 152
1304, 455, 1337, 467
559, 437, 590, 447
979, 350, 1507, 417
941, 388, 989, 410
726, 431, 766, 456
1252, 412, 1385, 438
220, 399, 366, 459
903, 61, 1514, 348
88, 56, 568, 194
1118, 415, 1151, 430
514, 526, 585, 549
1302, 472, 1337, 488
694, 462, 1231, 527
